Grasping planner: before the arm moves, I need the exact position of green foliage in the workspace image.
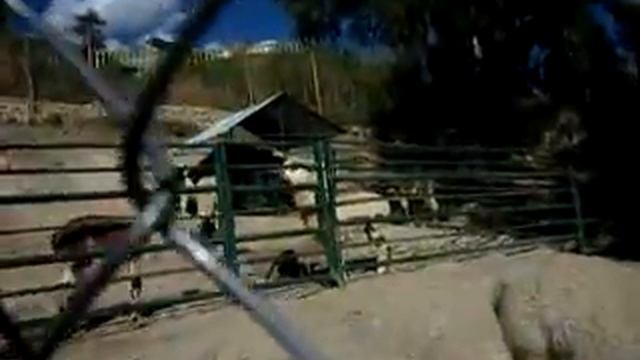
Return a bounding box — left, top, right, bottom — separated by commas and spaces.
0, 2, 7, 30
279, 0, 640, 256
277, 0, 610, 144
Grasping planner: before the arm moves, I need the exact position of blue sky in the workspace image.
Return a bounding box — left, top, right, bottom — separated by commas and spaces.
16, 0, 295, 47
210, 0, 293, 43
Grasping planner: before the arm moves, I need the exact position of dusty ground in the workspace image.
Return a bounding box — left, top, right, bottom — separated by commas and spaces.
47, 250, 640, 360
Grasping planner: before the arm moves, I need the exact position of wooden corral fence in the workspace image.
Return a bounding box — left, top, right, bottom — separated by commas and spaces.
0, 138, 598, 335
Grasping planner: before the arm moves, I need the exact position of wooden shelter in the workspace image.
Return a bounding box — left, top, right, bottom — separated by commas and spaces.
183, 92, 344, 210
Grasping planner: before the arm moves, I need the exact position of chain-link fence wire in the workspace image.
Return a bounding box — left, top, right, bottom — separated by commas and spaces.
0, 1, 329, 359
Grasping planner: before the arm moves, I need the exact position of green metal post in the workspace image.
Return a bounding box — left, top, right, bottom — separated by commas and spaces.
568, 167, 587, 253
213, 142, 239, 275
313, 139, 345, 286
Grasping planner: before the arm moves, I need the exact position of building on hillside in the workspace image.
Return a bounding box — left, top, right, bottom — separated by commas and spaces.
94, 45, 160, 74
94, 39, 305, 72
181, 92, 344, 210
246, 40, 279, 54
245, 40, 303, 55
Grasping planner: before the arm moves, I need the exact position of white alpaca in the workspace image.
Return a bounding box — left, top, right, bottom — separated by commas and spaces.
364, 221, 392, 274
280, 157, 391, 227
281, 158, 317, 227
425, 179, 440, 217
281, 156, 395, 277
196, 176, 218, 218
406, 180, 440, 225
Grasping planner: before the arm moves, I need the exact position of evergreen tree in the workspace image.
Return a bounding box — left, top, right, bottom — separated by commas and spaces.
71, 9, 107, 67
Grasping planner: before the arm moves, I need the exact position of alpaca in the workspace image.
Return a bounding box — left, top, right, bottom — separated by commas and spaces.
406, 179, 441, 226
280, 158, 317, 227
51, 215, 151, 316
265, 249, 311, 281
364, 221, 392, 274
279, 157, 391, 227
177, 165, 217, 220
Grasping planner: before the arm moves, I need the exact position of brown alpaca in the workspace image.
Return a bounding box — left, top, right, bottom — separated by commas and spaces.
51, 215, 150, 314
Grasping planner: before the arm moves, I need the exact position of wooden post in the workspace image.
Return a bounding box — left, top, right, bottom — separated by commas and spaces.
21, 38, 36, 124
313, 140, 344, 286
568, 167, 587, 253
243, 50, 255, 105
213, 142, 239, 275
84, 26, 95, 68
309, 49, 323, 115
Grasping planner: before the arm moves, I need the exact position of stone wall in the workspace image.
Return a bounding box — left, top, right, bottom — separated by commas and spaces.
0, 96, 230, 127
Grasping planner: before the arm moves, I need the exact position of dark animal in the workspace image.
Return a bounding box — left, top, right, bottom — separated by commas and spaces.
51, 215, 151, 315
265, 249, 347, 288
175, 165, 201, 219
265, 249, 311, 281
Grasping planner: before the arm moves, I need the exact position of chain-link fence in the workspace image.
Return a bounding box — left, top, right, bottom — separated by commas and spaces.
0, 1, 599, 359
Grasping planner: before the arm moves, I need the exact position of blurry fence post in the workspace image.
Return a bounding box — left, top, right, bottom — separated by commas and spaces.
213, 141, 239, 275
568, 167, 587, 253
313, 139, 345, 286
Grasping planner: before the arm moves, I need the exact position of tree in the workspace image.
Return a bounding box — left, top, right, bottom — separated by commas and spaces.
0, 2, 7, 30
71, 9, 106, 67
280, 0, 573, 143
279, 0, 640, 148
280, 0, 640, 258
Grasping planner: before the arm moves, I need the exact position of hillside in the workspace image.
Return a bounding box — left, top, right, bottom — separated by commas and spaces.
0, 35, 390, 126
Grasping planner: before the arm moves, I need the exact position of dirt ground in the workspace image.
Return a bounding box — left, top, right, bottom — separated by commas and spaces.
46, 250, 640, 360
3, 122, 639, 359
